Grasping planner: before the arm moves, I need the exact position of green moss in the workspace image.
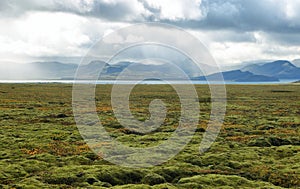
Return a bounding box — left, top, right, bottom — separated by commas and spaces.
0, 164, 27, 184
152, 183, 177, 189
112, 184, 152, 189
248, 136, 292, 147
20, 160, 49, 173
142, 173, 166, 185
12, 178, 51, 189
177, 174, 282, 188
0, 84, 299, 188
91, 165, 145, 185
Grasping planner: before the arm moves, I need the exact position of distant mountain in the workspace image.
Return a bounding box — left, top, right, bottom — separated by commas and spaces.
241, 60, 300, 79
31, 61, 77, 70
0, 60, 206, 80
103, 61, 197, 79
1, 59, 299, 82
221, 60, 273, 72
0, 62, 77, 80
75, 61, 189, 79
194, 70, 279, 82
32, 62, 77, 79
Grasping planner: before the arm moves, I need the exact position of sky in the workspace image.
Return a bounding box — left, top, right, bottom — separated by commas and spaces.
0, 0, 300, 65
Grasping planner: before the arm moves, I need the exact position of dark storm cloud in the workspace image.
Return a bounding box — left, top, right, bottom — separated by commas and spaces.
1, 0, 299, 33
155, 0, 300, 33
0, 0, 147, 21
53, 0, 148, 21
0, 0, 53, 17
137, 0, 161, 22
89, 1, 143, 21
1, 0, 300, 46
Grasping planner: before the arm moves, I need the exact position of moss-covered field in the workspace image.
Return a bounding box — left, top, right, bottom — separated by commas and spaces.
0, 84, 299, 188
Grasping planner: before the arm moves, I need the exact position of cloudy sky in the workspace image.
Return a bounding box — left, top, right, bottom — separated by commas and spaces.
0, 0, 300, 65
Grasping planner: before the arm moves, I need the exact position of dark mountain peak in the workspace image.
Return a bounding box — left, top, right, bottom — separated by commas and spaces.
194, 69, 279, 82
222, 70, 252, 77
242, 60, 300, 79
88, 60, 108, 66
225, 70, 246, 74
268, 60, 295, 67
3, 59, 297, 81
226, 70, 242, 73
243, 60, 295, 71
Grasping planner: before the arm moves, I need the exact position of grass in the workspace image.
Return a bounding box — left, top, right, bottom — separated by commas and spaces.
0, 84, 299, 188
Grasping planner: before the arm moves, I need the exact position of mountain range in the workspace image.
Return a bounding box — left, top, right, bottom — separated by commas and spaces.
194, 70, 279, 82
0, 60, 299, 82
196, 60, 300, 82
241, 60, 300, 79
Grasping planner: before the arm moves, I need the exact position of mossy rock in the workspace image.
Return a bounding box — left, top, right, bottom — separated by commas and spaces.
248, 137, 271, 147
85, 175, 99, 185
0, 164, 27, 184
44, 173, 82, 185
268, 137, 291, 146
257, 125, 275, 130
153, 166, 187, 182
84, 152, 101, 161
176, 182, 203, 189
142, 173, 166, 186
248, 136, 292, 147
42, 166, 86, 185
64, 155, 93, 165
93, 181, 112, 187
95, 166, 145, 185
77, 181, 95, 188
195, 128, 206, 132
152, 183, 178, 189
112, 184, 152, 189
182, 155, 203, 166
12, 178, 51, 189
177, 174, 282, 188
0, 171, 8, 185
31, 153, 58, 163
20, 160, 48, 173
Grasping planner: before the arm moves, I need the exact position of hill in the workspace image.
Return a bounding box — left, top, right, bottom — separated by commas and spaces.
1, 59, 299, 81
0, 60, 211, 80
241, 60, 300, 79
194, 70, 279, 82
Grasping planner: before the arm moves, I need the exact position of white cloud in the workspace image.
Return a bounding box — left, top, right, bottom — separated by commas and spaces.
103, 33, 124, 44
0, 0, 300, 65
207, 35, 300, 65
54, 0, 95, 13
188, 29, 300, 65
285, 0, 300, 19
0, 11, 126, 63
143, 0, 203, 21
0, 12, 90, 59
125, 35, 144, 43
